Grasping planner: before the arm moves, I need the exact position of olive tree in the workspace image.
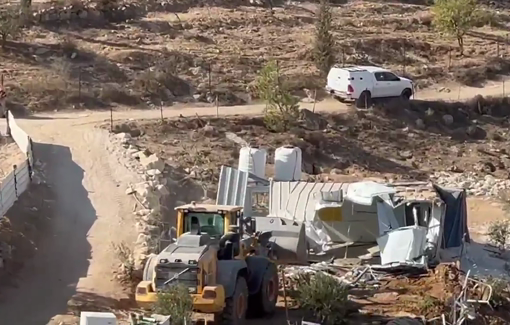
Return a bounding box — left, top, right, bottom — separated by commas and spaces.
432, 0, 480, 55
255, 60, 299, 132
313, 0, 335, 76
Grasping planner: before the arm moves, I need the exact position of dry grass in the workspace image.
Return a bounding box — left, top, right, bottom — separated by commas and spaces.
3, 0, 510, 111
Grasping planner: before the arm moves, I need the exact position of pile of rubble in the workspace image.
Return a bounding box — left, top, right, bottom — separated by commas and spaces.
109, 132, 170, 273
430, 171, 510, 197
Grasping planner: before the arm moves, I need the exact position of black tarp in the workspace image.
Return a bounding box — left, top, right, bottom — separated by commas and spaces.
433, 184, 470, 248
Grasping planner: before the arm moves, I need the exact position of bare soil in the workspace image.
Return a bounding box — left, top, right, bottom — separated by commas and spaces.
4, 0, 510, 112
117, 96, 510, 194
0, 140, 25, 178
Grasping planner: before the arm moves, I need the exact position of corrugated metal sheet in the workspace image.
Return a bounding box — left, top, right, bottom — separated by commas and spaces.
269, 181, 381, 243
216, 166, 248, 209
269, 181, 350, 221
15, 161, 30, 194
0, 113, 33, 218
0, 172, 17, 217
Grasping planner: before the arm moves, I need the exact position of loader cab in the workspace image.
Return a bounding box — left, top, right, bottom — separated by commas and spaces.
175, 203, 244, 261
175, 202, 243, 237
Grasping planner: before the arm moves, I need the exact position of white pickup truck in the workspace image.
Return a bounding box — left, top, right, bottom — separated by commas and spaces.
325, 65, 413, 108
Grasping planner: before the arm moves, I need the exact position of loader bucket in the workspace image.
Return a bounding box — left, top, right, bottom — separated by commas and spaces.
253, 216, 308, 264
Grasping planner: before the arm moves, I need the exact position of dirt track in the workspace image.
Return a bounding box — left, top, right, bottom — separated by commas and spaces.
0, 79, 508, 324
0, 122, 138, 324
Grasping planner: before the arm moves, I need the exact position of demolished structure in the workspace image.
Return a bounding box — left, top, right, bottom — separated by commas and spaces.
216, 163, 471, 269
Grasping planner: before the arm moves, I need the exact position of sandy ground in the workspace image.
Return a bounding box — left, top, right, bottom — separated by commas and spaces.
0, 78, 509, 324
0, 142, 25, 178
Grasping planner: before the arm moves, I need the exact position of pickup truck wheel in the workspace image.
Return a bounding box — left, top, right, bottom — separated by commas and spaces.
401, 88, 412, 100
355, 91, 371, 109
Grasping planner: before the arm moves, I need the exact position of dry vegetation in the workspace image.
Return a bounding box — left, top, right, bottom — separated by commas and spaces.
2, 0, 510, 112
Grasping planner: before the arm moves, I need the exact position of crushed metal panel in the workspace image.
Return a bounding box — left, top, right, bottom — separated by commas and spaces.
269, 181, 349, 222
216, 166, 248, 209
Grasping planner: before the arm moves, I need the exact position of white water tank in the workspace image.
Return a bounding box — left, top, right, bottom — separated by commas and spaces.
274, 145, 302, 181
238, 146, 267, 179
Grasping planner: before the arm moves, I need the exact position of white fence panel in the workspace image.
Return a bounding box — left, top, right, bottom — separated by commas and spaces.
7, 111, 30, 155
0, 172, 17, 216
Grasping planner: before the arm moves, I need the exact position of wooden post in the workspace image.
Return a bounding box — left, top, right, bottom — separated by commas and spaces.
216, 95, 219, 117
312, 89, 317, 113
402, 42, 406, 75
110, 106, 113, 131
160, 101, 164, 123
280, 268, 290, 324
208, 63, 212, 93
78, 68, 82, 101
497, 41, 500, 57
507, 34, 509, 57
448, 49, 452, 70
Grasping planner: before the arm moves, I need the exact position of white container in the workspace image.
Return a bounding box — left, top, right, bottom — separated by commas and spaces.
238, 146, 267, 179
274, 145, 302, 181
80, 312, 117, 325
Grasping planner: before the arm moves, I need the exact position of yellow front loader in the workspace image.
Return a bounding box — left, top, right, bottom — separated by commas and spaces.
135, 202, 307, 325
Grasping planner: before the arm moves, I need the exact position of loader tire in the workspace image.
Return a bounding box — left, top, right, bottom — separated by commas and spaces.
248, 263, 278, 316
219, 276, 248, 325
142, 254, 157, 282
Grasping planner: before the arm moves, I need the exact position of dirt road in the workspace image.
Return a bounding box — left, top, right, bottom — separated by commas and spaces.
0, 121, 139, 324
0, 80, 505, 324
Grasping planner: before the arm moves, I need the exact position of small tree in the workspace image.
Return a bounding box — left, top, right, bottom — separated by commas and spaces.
154, 285, 193, 325
0, 8, 22, 49
432, 0, 479, 55
313, 0, 335, 76
255, 60, 299, 132
291, 272, 349, 325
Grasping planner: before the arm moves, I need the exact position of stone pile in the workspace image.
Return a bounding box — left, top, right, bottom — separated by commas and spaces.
110, 132, 170, 272
430, 171, 510, 197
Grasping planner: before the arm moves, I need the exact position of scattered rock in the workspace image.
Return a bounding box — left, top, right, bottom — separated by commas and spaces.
139, 154, 165, 172
398, 150, 413, 159
442, 114, 454, 126
415, 119, 425, 129
299, 109, 329, 131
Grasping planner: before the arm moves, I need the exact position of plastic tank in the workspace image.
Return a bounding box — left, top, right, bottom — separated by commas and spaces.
238, 146, 267, 179
274, 145, 302, 181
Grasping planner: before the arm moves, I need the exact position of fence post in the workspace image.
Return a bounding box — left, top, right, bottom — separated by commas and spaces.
448, 49, 452, 70
216, 95, 219, 117
160, 101, 164, 123
208, 63, 212, 93
312, 89, 317, 113
497, 41, 500, 58
110, 106, 113, 131
12, 164, 18, 198
78, 68, 82, 101
402, 42, 406, 75
27, 139, 34, 181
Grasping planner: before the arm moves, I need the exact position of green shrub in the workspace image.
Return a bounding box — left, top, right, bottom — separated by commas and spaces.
153, 284, 193, 325
291, 272, 349, 325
